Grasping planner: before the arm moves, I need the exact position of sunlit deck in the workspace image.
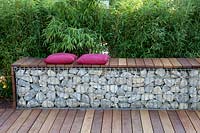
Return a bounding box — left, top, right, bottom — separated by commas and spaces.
0, 109, 200, 132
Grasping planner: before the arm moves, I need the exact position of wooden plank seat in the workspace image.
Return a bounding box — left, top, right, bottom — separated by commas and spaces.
11, 57, 200, 68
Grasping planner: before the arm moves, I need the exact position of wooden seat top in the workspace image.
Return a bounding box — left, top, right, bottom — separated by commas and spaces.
12, 57, 200, 69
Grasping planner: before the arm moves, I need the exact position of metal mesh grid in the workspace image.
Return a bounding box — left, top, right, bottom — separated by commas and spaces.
14, 67, 200, 110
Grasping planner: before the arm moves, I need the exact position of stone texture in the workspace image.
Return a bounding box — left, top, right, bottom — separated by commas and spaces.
15, 68, 200, 110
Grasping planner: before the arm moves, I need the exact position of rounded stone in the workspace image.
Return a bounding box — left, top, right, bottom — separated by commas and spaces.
155, 69, 165, 77
27, 99, 39, 107
47, 70, 56, 76
179, 103, 188, 109
18, 97, 26, 107
110, 85, 118, 93
36, 92, 46, 103
118, 103, 130, 108
55, 98, 66, 107
176, 94, 189, 102
46, 91, 56, 101
141, 93, 154, 100
81, 94, 90, 103
42, 100, 54, 108
152, 86, 162, 94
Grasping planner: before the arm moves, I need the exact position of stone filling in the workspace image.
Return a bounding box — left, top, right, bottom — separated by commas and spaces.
15, 68, 200, 109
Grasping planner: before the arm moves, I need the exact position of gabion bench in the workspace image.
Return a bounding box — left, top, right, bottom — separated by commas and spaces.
11, 57, 200, 109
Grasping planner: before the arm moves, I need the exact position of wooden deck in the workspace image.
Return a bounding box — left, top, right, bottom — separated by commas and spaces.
0, 109, 200, 132
12, 57, 200, 68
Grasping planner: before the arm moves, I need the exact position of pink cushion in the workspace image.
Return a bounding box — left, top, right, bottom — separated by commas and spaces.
76, 54, 110, 65
44, 53, 77, 64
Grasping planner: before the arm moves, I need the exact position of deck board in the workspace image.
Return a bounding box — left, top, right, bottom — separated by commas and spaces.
131, 110, 143, 133
49, 110, 68, 133
186, 110, 200, 131
81, 110, 94, 133
160, 58, 173, 68
177, 111, 196, 132
122, 110, 132, 133
29, 110, 50, 133
102, 110, 112, 133
140, 110, 153, 133
7, 110, 32, 132
70, 110, 86, 133
112, 110, 121, 133
167, 111, 185, 133
18, 109, 41, 133
0, 109, 198, 132
158, 111, 174, 133
127, 58, 137, 67
144, 58, 154, 68
149, 110, 164, 133
60, 110, 77, 133
0, 109, 14, 126
152, 58, 163, 68
12, 57, 200, 68
0, 110, 23, 132
91, 110, 103, 133
39, 109, 59, 133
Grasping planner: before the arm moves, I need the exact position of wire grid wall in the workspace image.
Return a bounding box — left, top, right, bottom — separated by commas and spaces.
14, 66, 200, 110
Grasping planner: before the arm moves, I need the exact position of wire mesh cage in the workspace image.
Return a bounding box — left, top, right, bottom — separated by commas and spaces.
14, 66, 200, 110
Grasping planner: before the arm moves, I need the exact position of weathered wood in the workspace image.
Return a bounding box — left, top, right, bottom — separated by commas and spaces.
195, 58, 200, 64
177, 111, 196, 132
70, 110, 86, 133
91, 110, 103, 133
109, 58, 119, 67
7, 110, 32, 133
118, 58, 127, 67
158, 111, 174, 133
0, 109, 5, 117
167, 111, 185, 133
168, 58, 182, 68
60, 110, 77, 133
152, 58, 163, 68
20, 58, 37, 67
0, 109, 14, 126
187, 58, 200, 68
112, 110, 121, 133
29, 58, 43, 67
29, 110, 50, 133
186, 110, 200, 131
160, 58, 173, 68
39, 109, 59, 133
18, 110, 41, 133
131, 110, 143, 133
149, 110, 164, 133
144, 58, 154, 68
49, 110, 68, 133
12, 57, 29, 66
38, 58, 47, 67
135, 58, 145, 68
81, 110, 95, 133
122, 110, 132, 133
177, 58, 192, 68
0, 110, 23, 132
11, 67, 16, 109
140, 110, 153, 133
102, 110, 112, 133
127, 58, 137, 67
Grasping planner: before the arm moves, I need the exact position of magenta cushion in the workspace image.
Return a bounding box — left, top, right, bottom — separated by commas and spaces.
44, 53, 77, 64
76, 54, 110, 65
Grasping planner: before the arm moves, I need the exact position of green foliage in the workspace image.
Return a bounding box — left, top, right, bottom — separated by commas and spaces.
106, 0, 200, 57
43, 18, 105, 55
